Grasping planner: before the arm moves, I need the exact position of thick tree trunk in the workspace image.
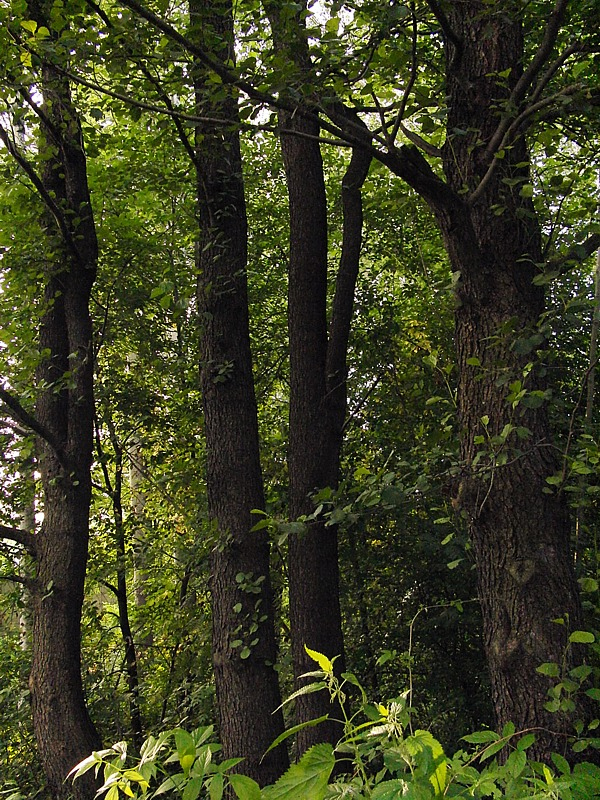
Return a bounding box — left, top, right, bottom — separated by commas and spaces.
435, 0, 589, 760
190, 0, 288, 783
26, 9, 103, 793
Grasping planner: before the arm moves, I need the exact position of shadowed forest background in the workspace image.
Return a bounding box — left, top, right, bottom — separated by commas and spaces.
1, 0, 600, 797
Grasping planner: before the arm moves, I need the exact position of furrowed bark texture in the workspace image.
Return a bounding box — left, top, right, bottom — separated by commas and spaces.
264, 1, 345, 755
26, 3, 102, 794
191, 0, 288, 783
265, 3, 371, 756
435, 0, 588, 760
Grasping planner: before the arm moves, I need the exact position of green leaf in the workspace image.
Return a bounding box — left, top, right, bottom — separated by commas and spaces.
304, 646, 333, 673
209, 772, 224, 800
537, 662, 560, 677
262, 743, 335, 800
262, 716, 330, 758
371, 779, 409, 799
516, 733, 536, 751
275, 682, 327, 712
68, 752, 102, 779
228, 773, 262, 800
404, 730, 447, 793
462, 730, 499, 744
479, 739, 507, 761
551, 753, 571, 775
20, 19, 37, 32
506, 748, 526, 776
176, 729, 197, 774
569, 631, 595, 644
183, 776, 204, 800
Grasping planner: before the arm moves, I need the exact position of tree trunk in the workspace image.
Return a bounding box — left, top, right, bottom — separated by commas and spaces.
264, 2, 372, 755
98, 417, 144, 751
190, 0, 288, 783
25, 3, 103, 792
280, 108, 348, 754
435, 0, 589, 760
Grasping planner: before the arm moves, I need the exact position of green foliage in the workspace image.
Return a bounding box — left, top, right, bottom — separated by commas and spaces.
72, 648, 600, 799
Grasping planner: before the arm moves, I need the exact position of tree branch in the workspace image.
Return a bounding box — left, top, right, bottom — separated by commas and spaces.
0, 525, 37, 557
0, 387, 68, 468
548, 233, 600, 273
484, 0, 569, 162
508, 0, 569, 110
470, 84, 582, 205
327, 111, 372, 406
389, 2, 418, 146
0, 573, 30, 587
425, 0, 462, 51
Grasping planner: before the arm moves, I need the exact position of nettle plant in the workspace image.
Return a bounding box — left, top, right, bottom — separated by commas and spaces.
71, 647, 600, 800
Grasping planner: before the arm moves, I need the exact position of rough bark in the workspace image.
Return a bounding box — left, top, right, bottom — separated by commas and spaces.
432, 0, 590, 761
190, 0, 288, 783
264, 2, 372, 756
25, 2, 103, 794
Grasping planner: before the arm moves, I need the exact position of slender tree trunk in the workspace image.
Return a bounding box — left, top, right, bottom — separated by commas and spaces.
190, 0, 288, 783
280, 107, 347, 754
433, 0, 589, 760
264, 2, 372, 755
25, 3, 102, 793
97, 418, 144, 750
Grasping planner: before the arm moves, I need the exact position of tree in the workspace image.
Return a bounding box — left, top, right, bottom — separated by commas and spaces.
190, 0, 288, 783
255, 0, 600, 759
0, 0, 103, 794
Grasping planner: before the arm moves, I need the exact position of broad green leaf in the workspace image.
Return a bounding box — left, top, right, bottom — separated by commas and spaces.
569, 631, 595, 644
229, 773, 262, 800
479, 739, 507, 761
404, 730, 447, 793
209, 772, 224, 800
551, 752, 571, 775
372, 779, 409, 799
516, 733, 535, 751
275, 681, 327, 711
262, 743, 334, 800
68, 752, 102, 779
183, 776, 204, 800
536, 662, 560, 677
506, 748, 526, 776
